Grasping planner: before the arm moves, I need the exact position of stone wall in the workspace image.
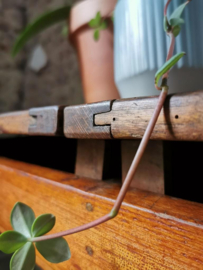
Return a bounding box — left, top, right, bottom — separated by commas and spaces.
0, 0, 83, 113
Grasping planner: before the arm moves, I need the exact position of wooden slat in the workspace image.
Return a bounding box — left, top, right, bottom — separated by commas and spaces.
0, 158, 203, 269
0, 106, 63, 136
95, 90, 203, 141
64, 100, 112, 139
0, 110, 33, 135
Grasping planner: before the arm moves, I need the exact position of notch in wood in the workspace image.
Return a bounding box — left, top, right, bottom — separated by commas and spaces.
64, 101, 112, 139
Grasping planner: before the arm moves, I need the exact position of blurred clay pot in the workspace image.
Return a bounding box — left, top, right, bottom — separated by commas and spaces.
69, 0, 120, 103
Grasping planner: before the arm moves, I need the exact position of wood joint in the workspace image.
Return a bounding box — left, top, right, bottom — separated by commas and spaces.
64, 100, 113, 139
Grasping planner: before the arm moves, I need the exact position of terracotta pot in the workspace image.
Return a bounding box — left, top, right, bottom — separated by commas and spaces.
69, 0, 120, 103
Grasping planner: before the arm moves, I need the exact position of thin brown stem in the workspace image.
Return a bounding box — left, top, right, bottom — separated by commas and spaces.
32, 214, 111, 242
32, 88, 168, 243
164, 0, 172, 17
32, 0, 189, 244
112, 87, 168, 214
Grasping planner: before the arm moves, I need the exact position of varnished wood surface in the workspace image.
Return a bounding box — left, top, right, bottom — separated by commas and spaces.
0, 158, 203, 269
95, 90, 203, 141
0, 110, 33, 135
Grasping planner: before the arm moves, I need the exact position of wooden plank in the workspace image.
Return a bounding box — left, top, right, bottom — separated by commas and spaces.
95, 90, 203, 141
64, 100, 112, 139
0, 158, 203, 269
0, 110, 33, 135
0, 106, 64, 136
75, 140, 105, 180
122, 140, 164, 194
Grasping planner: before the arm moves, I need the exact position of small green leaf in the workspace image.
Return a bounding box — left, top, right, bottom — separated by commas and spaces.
100, 21, 108, 30
88, 19, 97, 28
170, 17, 184, 27
155, 52, 186, 87
94, 29, 100, 41
12, 6, 71, 57
61, 25, 68, 37
0, 231, 27, 254
31, 214, 55, 237
36, 238, 71, 263
95, 11, 102, 26
10, 202, 35, 238
172, 25, 181, 37
163, 16, 170, 32
169, 2, 188, 21
10, 242, 35, 270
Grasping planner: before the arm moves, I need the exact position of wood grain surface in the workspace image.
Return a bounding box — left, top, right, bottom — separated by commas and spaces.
0, 158, 203, 269
64, 100, 112, 139
0, 106, 63, 136
95, 90, 203, 141
0, 110, 34, 135
75, 140, 105, 180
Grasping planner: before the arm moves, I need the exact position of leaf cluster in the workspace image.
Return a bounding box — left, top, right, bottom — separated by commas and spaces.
88, 12, 108, 41
0, 203, 71, 270
164, 2, 188, 37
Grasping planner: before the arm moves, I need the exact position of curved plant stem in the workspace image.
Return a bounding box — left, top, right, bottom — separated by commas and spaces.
32, 0, 181, 244
164, 0, 172, 17
32, 87, 168, 243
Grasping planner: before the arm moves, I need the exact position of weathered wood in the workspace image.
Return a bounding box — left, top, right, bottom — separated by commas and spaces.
75, 140, 105, 180
0, 158, 203, 269
29, 106, 64, 135
122, 140, 164, 194
0, 106, 64, 136
95, 90, 203, 141
0, 110, 33, 135
64, 100, 112, 139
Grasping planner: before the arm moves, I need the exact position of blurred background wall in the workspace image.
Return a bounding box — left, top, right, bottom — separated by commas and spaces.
0, 0, 84, 113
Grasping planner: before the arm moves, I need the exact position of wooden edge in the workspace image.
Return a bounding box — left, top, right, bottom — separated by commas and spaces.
1, 157, 203, 269
95, 90, 203, 141
0, 110, 33, 135
0, 157, 202, 226
0, 106, 64, 136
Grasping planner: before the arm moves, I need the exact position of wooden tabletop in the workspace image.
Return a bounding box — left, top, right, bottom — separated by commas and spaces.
0, 158, 203, 269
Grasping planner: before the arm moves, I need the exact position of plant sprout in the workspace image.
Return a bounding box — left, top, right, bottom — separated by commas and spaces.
1, 0, 191, 269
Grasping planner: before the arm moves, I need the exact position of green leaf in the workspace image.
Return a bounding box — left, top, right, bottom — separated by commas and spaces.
31, 214, 55, 237
169, 2, 188, 21
95, 11, 102, 26
0, 231, 27, 254
172, 25, 181, 37
12, 6, 71, 57
88, 19, 97, 28
10, 242, 35, 270
94, 29, 100, 41
170, 17, 184, 27
163, 16, 170, 32
10, 202, 35, 238
89, 12, 102, 28
61, 25, 68, 37
100, 21, 108, 30
36, 238, 71, 263
155, 52, 186, 87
